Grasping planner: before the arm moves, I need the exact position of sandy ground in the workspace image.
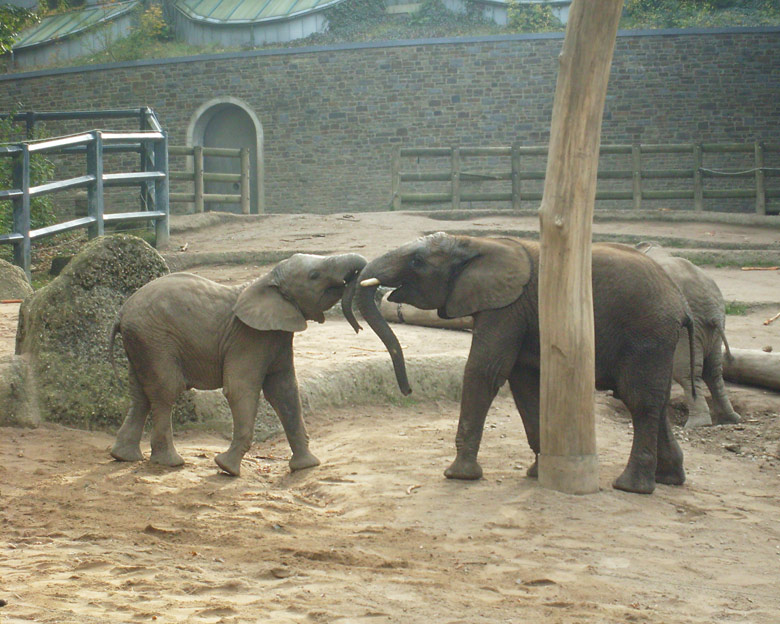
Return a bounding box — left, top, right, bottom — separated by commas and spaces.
1, 211, 779, 623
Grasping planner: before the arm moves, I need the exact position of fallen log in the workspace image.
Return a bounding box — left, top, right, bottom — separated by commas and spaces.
723, 348, 780, 392
379, 293, 473, 331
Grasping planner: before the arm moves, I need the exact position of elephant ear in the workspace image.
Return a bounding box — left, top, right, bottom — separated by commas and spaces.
233, 276, 307, 333
445, 237, 532, 318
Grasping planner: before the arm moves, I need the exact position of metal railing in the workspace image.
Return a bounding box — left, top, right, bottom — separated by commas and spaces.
0, 108, 169, 278
392, 142, 780, 214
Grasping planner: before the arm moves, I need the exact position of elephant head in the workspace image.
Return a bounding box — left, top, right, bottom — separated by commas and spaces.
234, 252, 367, 333
350, 233, 532, 395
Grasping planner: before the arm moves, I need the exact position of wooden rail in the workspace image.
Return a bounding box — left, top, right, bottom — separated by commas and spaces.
0, 108, 169, 278
169, 145, 250, 214
391, 142, 780, 214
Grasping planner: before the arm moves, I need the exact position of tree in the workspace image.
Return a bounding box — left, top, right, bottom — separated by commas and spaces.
537, 0, 623, 494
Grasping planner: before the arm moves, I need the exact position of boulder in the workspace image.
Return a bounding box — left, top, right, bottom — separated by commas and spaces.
0, 258, 33, 300
15, 235, 169, 429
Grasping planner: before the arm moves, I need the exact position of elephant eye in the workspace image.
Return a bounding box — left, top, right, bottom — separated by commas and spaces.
309, 270, 320, 280
411, 255, 424, 269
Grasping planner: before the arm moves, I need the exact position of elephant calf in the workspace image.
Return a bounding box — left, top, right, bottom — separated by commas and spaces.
351, 234, 694, 495
109, 252, 366, 476
637, 242, 740, 428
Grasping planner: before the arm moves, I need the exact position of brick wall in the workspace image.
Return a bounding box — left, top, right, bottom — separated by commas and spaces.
1, 28, 778, 214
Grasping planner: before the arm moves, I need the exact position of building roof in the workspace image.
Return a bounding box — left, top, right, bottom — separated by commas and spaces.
173, 0, 345, 25
13, 1, 139, 50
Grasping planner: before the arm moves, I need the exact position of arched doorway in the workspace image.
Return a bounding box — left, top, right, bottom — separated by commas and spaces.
187, 98, 264, 213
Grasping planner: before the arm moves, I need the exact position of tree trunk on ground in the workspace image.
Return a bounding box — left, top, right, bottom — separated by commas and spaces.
723, 348, 780, 391
379, 294, 473, 331
537, 0, 624, 495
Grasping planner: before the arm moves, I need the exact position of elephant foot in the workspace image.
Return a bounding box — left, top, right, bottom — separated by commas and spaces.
684, 411, 713, 429
289, 449, 320, 472
149, 448, 185, 468
215, 450, 242, 477
444, 456, 483, 481
110, 441, 144, 463
526, 457, 538, 479
613, 464, 655, 495
655, 463, 686, 486
713, 410, 741, 425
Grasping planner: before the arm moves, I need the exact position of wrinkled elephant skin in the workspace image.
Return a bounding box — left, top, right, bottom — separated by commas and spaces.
109, 253, 366, 476
353, 234, 693, 495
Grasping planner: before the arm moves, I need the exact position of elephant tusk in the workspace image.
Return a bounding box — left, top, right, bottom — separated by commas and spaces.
360, 277, 381, 288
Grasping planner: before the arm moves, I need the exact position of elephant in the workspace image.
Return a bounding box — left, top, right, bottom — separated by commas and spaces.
636, 241, 740, 428
349, 233, 695, 495
108, 252, 366, 476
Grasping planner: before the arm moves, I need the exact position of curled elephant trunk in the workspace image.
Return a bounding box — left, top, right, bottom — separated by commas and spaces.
355, 269, 412, 396
335, 254, 368, 334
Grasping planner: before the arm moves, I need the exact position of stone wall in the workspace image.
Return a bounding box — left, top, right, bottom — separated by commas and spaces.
1, 27, 778, 214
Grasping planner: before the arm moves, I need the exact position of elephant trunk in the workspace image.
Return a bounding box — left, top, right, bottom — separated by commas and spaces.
354, 260, 412, 396
334, 253, 368, 333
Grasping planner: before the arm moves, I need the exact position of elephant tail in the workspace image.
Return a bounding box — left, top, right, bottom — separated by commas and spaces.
683, 313, 696, 400
108, 320, 122, 382
716, 322, 734, 363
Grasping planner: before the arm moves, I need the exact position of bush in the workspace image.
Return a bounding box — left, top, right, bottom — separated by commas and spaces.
507, 1, 564, 32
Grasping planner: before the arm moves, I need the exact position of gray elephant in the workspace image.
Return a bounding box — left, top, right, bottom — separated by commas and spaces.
109, 252, 366, 476
636, 241, 740, 428
349, 233, 694, 495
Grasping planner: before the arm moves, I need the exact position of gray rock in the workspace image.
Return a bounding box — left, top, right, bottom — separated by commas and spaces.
0, 258, 33, 301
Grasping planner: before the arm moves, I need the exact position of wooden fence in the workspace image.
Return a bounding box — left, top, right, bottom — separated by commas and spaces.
0, 108, 168, 278
169, 145, 250, 214
392, 142, 780, 214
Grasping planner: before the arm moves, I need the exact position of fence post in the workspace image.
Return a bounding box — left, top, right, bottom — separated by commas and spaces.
154, 132, 170, 247
139, 110, 153, 211
755, 141, 766, 216
12, 144, 31, 279
87, 131, 105, 239
194, 145, 204, 213
391, 146, 401, 211
511, 143, 521, 211
240, 147, 250, 215
693, 143, 704, 212
451, 146, 460, 211
631, 143, 642, 210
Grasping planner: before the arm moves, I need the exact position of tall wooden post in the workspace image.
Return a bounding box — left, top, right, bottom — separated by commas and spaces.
537, 0, 623, 494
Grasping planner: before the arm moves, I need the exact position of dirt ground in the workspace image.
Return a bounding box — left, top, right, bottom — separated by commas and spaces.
1, 211, 779, 623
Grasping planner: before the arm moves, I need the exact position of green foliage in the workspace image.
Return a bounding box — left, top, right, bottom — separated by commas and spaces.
621, 0, 780, 28
507, 0, 564, 32
725, 301, 748, 315
0, 4, 39, 54
326, 0, 386, 34
0, 112, 57, 263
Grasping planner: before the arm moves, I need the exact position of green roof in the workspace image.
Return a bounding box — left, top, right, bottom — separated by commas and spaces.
13, 1, 139, 50
173, 0, 345, 24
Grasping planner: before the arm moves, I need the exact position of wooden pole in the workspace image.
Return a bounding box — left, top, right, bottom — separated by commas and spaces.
240, 147, 250, 215
194, 145, 204, 213
537, 0, 623, 495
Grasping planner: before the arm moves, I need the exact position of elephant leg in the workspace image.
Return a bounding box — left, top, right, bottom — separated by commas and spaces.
148, 398, 184, 468
507, 365, 541, 479
655, 408, 686, 486
111, 367, 150, 462
674, 342, 712, 429
215, 382, 261, 477
702, 348, 741, 425
262, 368, 320, 473
445, 317, 519, 481
613, 369, 682, 494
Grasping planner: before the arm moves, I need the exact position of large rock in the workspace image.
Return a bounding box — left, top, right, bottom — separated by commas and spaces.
15, 235, 169, 429
0, 258, 33, 300
0, 354, 39, 427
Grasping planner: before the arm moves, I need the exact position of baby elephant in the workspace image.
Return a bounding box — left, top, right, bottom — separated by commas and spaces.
109, 252, 366, 476
637, 242, 740, 428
